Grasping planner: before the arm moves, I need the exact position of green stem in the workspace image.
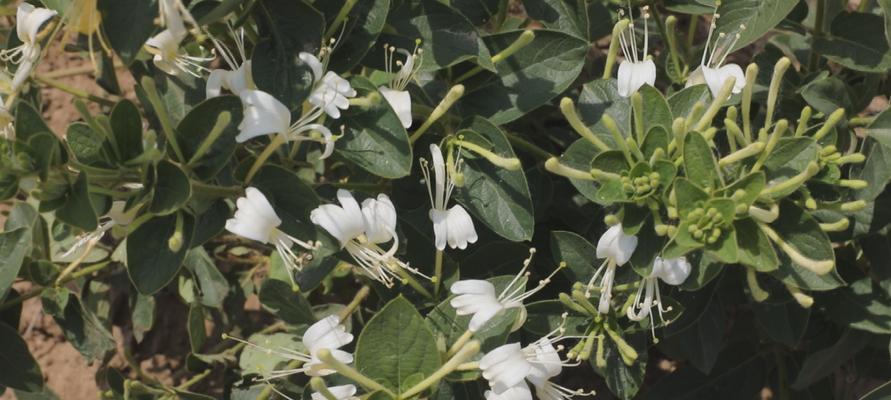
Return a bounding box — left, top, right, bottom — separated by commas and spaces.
433, 249, 443, 297
316, 349, 396, 397
245, 134, 287, 184
141, 76, 186, 163
505, 132, 551, 160
175, 368, 212, 391
401, 340, 481, 399
34, 76, 116, 108
187, 112, 231, 167
0, 261, 112, 311
191, 181, 242, 198
409, 85, 464, 144
325, 0, 359, 38
808, 0, 825, 71
397, 267, 433, 300
337, 286, 370, 322
455, 30, 535, 83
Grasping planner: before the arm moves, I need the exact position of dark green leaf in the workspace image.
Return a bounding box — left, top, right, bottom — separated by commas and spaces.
0, 228, 30, 301
176, 95, 244, 179
97, 0, 158, 64
715, 0, 799, 52
149, 160, 192, 215
814, 12, 891, 73
56, 172, 98, 231
791, 329, 869, 389
110, 100, 144, 162
0, 322, 43, 392
126, 213, 194, 295
329, 0, 390, 72
41, 290, 115, 361
735, 218, 779, 272
683, 131, 720, 189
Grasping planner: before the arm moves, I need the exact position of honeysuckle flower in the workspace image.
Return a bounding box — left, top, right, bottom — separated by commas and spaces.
450, 249, 559, 331
379, 42, 422, 128
299, 52, 356, 120
1, 4, 57, 91
586, 224, 638, 313
226, 314, 353, 379
485, 383, 533, 400
311, 384, 359, 400
157, 0, 198, 34
480, 320, 579, 395
616, 5, 655, 98
626, 256, 691, 338
143, 13, 212, 77
225, 187, 317, 277
311, 189, 424, 287
420, 144, 478, 250
207, 27, 254, 98
685, 4, 746, 99
237, 89, 338, 159
59, 200, 134, 259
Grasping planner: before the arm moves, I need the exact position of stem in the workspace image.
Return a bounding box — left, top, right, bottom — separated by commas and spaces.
34, 74, 116, 107
190, 181, 242, 197
409, 85, 464, 144
187, 111, 232, 167
54, 237, 99, 286
455, 30, 535, 83
325, 0, 359, 38
245, 134, 287, 184
505, 132, 552, 160
338, 286, 370, 322
808, 0, 825, 71
401, 340, 481, 399
141, 77, 186, 163
433, 249, 443, 297
397, 267, 434, 300
175, 368, 212, 391
446, 330, 474, 358
0, 261, 112, 311
316, 349, 396, 397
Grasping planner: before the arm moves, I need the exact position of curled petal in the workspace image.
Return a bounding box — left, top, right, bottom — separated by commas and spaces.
702, 64, 746, 99
310, 189, 366, 246
361, 194, 397, 244
596, 224, 638, 265
303, 315, 353, 356
17, 4, 57, 45
237, 90, 291, 142
652, 256, 691, 285
298, 52, 324, 82
485, 383, 533, 400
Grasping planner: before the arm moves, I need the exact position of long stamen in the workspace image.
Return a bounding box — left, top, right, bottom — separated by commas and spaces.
584, 258, 610, 297
642, 6, 650, 58
497, 248, 536, 299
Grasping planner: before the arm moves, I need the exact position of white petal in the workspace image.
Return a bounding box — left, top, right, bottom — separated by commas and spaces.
244, 187, 281, 224
228, 61, 254, 96
596, 224, 638, 265
311, 384, 358, 400
310, 189, 365, 245
485, 383, 533, 400
237, 90, 291, 142
652, 256, 691, 285
445, 205, 478, 250
379, 87, 413, 128
361, 194, 397, 244
617, 60, 656, 98
702, 64, 746, 99
480, 343, 532, 390
17, 4, 56, 45
468, 305, 503, 332
450, 279, 497, 296
12, 57, 34, 91
303, 315, 353, 355
299, 52, 324, 82
430, 208, 449, 251
428, 143, 446, 209
205, 69, 227, 98
685, 66, 706, 89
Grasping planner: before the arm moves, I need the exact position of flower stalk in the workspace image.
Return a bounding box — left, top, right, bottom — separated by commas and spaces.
401, 340, 480, 399
317, 348, 395, 397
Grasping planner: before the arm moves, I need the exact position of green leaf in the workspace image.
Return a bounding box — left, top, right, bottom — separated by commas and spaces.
674, 178, 710, 218
356, 296, 441, 392
644, 343, 766, 399
66, 123, 106, 166
41, 289, 115, 361
187, 302, 206, 353
734, 218, 779, 272
251, 0, 321, 109
767, 202, 842, 291
523, 0, 612, 40
814, 12, 891, 73
176, 95, 244, 180
791, 329, 868, 389
110, 100, 144, 162
642, 127, 671, 160
149, 160, 192, 215
184, 248, 229, 309
461, 29, 587, 124
0, 322, 43, 392
0, 228, 30, 301
715, 0, 799, 52
661, 278, 726, 373
238, 332, 303, 376
560, 138, 603, 204
821, 278, 891, 334
329, 0, 390, 72
97, 0, 158, 64
56, 172, 98, 231
800, 75, 855, 115
550, 230, 597, 282
683, 131, 719, 189
762, 137, 818, 182
252, 165, 320, 239
126, 213, 194, 295
453, 117, 533, 241
15, 101, 53, 142
668, 85, 711, 119
577, 79, 632, 140
259, 252, 317, 325
132, 294, 154, 343
336, 77, 412, 179
592, 333, 648, 400
639, 85, 673, 135
722, 172, 765, 211
751, 289, 810, 347
881, 0, 891, 47
378, 0, 493, 71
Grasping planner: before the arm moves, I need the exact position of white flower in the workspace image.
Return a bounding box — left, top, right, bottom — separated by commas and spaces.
225, 187, 317, 279
237, 89, 338, 159
450, 249, 558, 331
421, 144, 478, 251
485, 383, 533, 400
685, 7, 747, 99
0, 4, 57, 91
299, 52, 356, 120
586, 224, 638, 313
143, 11, 212, 77
206, 27, 255, 98
311, 384, 359, 400
626, 256, 691, 339
227, 315, 353, 379
379, 43, 422, 128
481, 319, 580, 396
311, 189, 424, 287
615, 5, 655, 97
59, 200, 134, 259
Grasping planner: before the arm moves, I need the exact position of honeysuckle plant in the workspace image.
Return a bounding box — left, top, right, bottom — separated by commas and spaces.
0, 0, 890, 399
